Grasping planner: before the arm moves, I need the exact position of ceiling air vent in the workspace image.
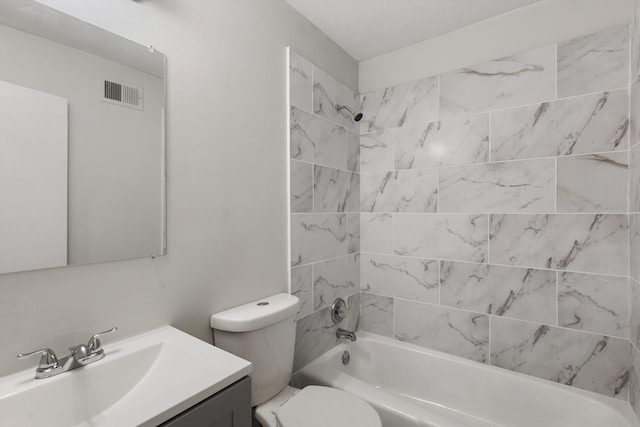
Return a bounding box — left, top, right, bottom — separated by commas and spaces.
101, 80, 144, 110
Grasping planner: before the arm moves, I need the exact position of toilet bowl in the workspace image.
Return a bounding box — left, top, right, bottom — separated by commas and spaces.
210, 293, 381, 427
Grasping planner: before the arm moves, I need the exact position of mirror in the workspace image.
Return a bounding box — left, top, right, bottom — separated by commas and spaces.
0, 0, 166, 274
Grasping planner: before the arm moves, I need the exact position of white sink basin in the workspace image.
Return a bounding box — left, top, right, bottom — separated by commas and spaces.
0, 326, 252, 426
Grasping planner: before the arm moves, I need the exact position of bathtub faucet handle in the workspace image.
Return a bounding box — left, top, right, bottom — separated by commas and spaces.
331, 298, 347, 324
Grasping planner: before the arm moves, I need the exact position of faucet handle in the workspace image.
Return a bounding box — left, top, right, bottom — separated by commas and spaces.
87, 327, 118, 354
331, 298, 347, 324
17, 348, 58, 369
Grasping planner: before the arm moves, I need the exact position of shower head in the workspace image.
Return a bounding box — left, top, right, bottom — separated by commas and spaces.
336, 104, 363, 122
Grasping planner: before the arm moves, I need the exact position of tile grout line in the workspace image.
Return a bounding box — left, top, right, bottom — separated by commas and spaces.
554, 157, 558, 214
627, 36, 634, 402
554, 43, 558, 101
488, 312, 492, 366
392, 297, 396, 339
555, 271, 560, 326
286, 47, 293, 294
311, 263, 315, 318
437, 260, 441, 307
348, 211, 631, 215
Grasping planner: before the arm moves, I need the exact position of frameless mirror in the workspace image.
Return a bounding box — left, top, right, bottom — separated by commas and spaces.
0, 0, 166, 274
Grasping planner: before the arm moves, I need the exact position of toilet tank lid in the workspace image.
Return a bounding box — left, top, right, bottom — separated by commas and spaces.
210, 293, 300, 332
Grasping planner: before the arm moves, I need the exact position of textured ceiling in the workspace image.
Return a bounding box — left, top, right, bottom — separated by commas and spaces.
285, 0, 543, 61
0, 0, 164, 77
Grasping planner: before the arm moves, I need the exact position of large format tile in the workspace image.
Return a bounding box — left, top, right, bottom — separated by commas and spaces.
440, 45, 555, 119
491, 317, 630, 398
361, 253, 439, 304
360, 130, 394, 173
394, 300, 489, 363
394, 214, 488, 262
439, 158, 555, 213
440, 262, 555, 324
294, 293, 359, 372
558, 25, 629, 98
361, 213, 393, 254
313, 254, 359, 311
359, 76, 439, 133
289, 50, 312, 112
361, 169, 438, 212
395, 114, 489, 169
290, 106, 346, 170
489, 214, 628, 275
491, 90, 629, 161
313, 66, 359, 131
290, 160, 313, 213
291, 214, 346, 266
557, 152, 628, 213
313, 166, 359, 213
558, 272, 629, 338
359, 293, 393, 338
291, 265, 313, 319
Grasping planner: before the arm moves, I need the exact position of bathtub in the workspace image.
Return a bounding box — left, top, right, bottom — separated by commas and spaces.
297, 332, 639, 427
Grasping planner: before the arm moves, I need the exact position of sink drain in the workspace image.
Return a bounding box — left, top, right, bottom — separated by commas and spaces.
342, 351, 350, 365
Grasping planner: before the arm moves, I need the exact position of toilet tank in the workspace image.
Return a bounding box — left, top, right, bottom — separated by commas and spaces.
210, 293, 300, 406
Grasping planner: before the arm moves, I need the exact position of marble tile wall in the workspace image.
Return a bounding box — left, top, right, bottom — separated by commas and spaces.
631, 0, 640, 419
289, 51, 361, 370
356, 24, 634, 401
290, 20, 639, 404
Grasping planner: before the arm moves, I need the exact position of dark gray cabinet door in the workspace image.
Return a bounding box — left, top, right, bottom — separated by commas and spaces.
160, 376, 251, 427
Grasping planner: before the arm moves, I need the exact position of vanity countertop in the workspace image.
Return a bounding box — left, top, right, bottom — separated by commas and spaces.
0, 326, 253, 427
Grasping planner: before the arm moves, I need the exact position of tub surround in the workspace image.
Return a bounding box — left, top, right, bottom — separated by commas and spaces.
354, 21, 634, 401
289, 50, 361, 371
291, 15, 640, 404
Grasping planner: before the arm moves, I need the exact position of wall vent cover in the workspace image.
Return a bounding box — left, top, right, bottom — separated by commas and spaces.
101, 80, 144, 110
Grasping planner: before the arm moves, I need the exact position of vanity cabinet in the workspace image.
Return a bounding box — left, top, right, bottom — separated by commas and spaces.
160, 376, 251, 427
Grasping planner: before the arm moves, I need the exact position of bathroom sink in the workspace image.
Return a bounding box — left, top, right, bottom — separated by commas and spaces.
0, 326, 252, 427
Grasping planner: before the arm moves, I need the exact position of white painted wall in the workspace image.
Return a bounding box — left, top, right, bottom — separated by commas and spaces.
0, 24, 164, 266
360, 0, 633, 92
0, 0, 358, 376
0, 81, 67, 274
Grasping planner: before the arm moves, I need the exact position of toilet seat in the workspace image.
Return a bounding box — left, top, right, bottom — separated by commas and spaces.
275, 386, 381, 427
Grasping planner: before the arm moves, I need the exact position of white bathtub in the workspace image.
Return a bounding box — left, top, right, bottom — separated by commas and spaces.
297, 332, 639, 427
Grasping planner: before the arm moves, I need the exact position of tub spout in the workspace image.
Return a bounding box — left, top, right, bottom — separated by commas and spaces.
336, 328, 356, 342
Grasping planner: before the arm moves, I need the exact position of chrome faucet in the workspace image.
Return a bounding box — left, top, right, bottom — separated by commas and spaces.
17, 327, 117, 379
336, 328, 356, 342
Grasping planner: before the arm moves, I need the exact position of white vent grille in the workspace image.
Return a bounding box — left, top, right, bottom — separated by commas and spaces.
101, 80, 144, 110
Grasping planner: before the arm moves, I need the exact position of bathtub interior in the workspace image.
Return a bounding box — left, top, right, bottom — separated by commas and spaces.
298, 333, 640, 427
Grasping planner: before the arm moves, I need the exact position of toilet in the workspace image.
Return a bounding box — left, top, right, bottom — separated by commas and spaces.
210, 293, 381, 427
